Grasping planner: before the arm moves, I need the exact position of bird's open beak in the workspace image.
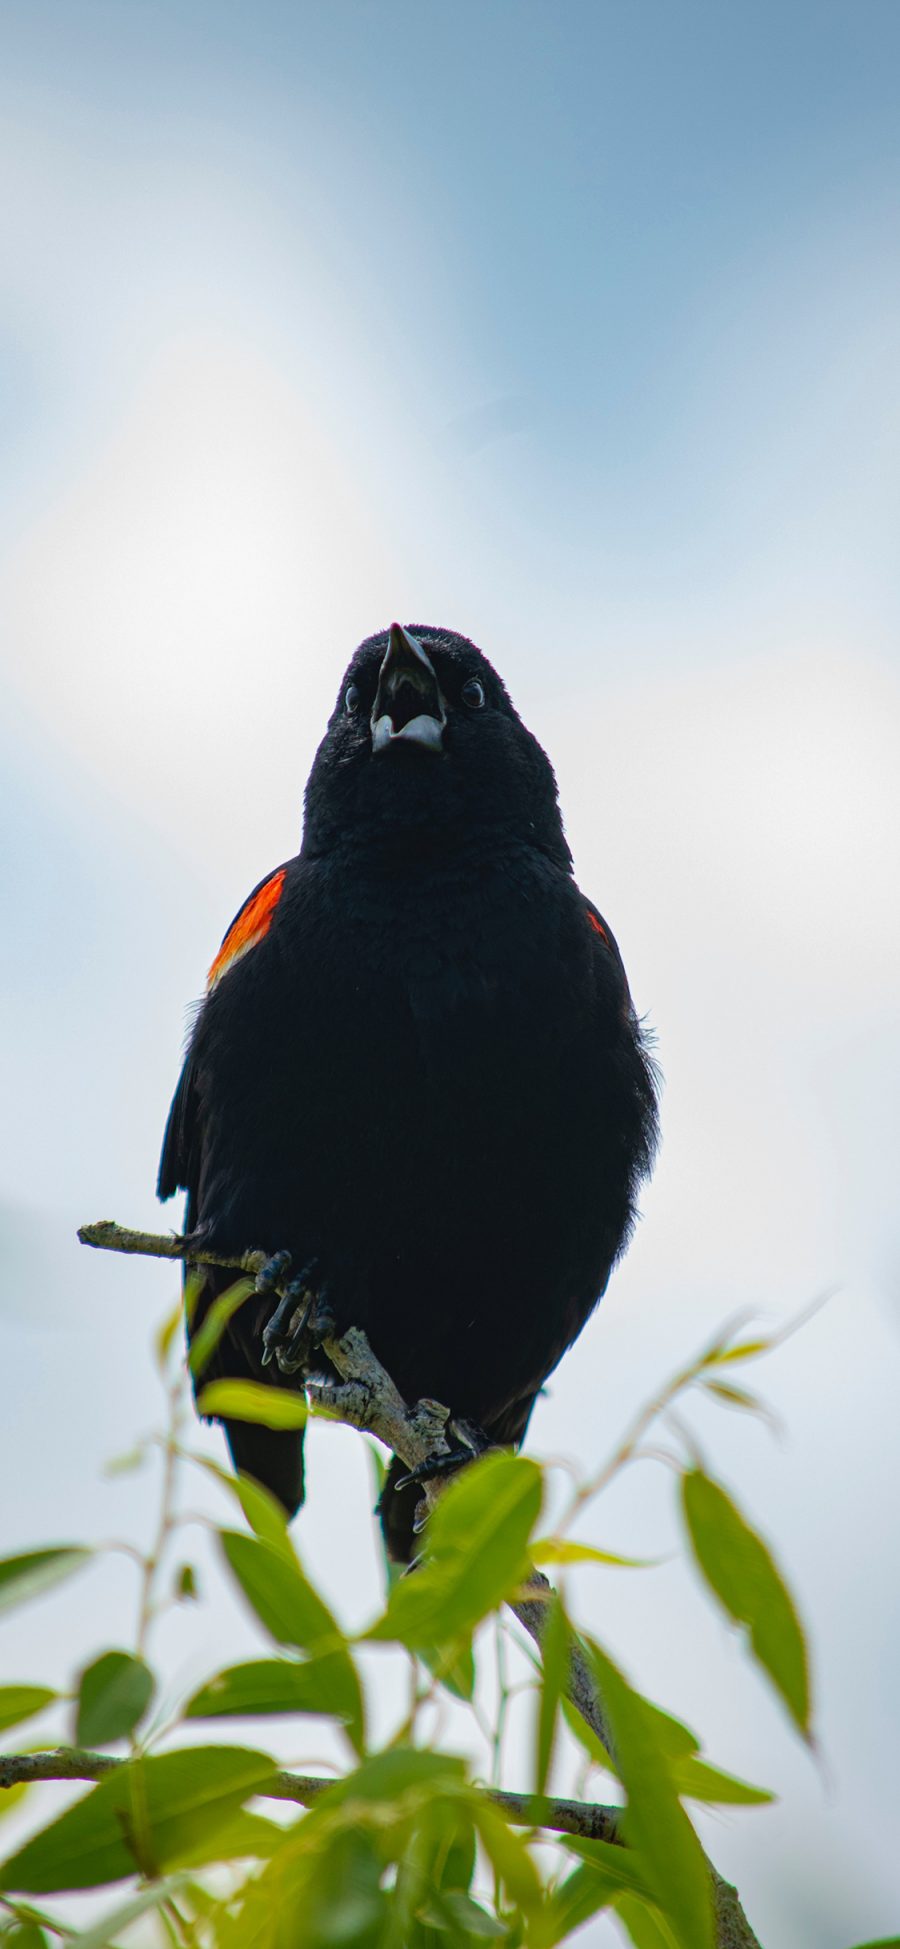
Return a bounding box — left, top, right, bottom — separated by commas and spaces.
371, 624, 446, 754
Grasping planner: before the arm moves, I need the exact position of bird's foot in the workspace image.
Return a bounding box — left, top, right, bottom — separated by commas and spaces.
254, 1249, 293, 1297
395, 1417, 489, 1492
257, 1255, 336, 1376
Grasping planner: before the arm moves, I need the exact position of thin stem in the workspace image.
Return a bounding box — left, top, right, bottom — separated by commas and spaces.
492, 1614, 511, 1789
0, 1896, 74, 1939
390, 1661, 440, 1748
162, 1898, 196, 1948
136, 1374, 185, 1661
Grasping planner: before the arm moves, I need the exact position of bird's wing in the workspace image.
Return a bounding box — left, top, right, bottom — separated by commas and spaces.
582, 895, 634, 1004
157, 860, 306, 1519
205, 863, 289, 993
583, 893, 660, 1189
157, 862, 290, 1201
157, 1047, 200, 1201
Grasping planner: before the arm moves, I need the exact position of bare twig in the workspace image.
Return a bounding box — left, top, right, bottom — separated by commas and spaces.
77, 1219, 763, 1948
78, 1221, 267, 1275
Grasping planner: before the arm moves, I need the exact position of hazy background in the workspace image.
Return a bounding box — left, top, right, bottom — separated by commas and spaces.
1, 3, 899, 1942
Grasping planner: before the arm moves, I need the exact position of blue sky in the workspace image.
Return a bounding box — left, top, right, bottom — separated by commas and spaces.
1, 5, 899, 1943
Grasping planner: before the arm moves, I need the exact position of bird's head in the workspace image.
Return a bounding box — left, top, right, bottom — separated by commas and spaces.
302, 623, 571, 867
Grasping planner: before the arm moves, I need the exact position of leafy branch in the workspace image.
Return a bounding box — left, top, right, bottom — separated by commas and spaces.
0, 1219, 837, 1949
77, 1225, 618, 1754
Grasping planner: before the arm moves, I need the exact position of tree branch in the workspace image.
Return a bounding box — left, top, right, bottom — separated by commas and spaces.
77, 1219, 763, 1948
0, 1747, 621, 1843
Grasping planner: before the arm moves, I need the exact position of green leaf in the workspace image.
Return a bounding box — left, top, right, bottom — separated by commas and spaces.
179, 1879, 220, 1922
681, 1469, 811, 1736
63, 1871, 194, 1949
705, 1336, 773, 1366
539, 1860, 622, 1943
0, 1782, 30, 1824
219, 1531, 341, 1652
246, 1826, 385, 1949
843, 1940, 900, 1948
534, 1591, 568, 1796
542, 1836, 660, 1944
560, 1695, 615, 1772
365, 1439, 389, 1506
3, 1926, 49, 1949
0, 1687, 57, 1735
188, 1278, 255, 1378
229, 1474, 295, 1552
469, 1796, 541, 1914
634, 1701, 771, 1804
636, 1704, 699, 1762
185, 1654, 364, 1748
197, 1379, 307, 1430
560, 1836, 657, 1899
218, 1532, 365, 1751
366, 1453, 542, 1651
308, 1832, 386, 1946
561, 1690, 771, 1808
672, 1755, 773, 1807
701, 1380, 780, 1431
175, 1806, 286, 1867
0, 1549, 90, 1617
433, 1811, 476, 1894
182, 1268, 205, 1330
75, 1652, 155, 1746
584, 1639, 714, 1949
175, 1562, 198, 1600
154, 1298, 184, 1372
420, 1889, 507, 1937
418, 1639, 477, 1701
702, 1381, 765, 1411
102, 1446, 148, 1478
213, 1754, 473, 1949
0, 1746, 276, 1892
531, 1538, 658, 1569
321, 1746, 467, 1811
192, 1454, 293, 1553
615, 1893, 681, 1948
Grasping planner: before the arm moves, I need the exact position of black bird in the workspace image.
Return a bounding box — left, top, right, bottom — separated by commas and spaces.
159, 624, 658, 1559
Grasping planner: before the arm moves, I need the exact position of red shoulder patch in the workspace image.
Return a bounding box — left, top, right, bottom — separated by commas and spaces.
208, 869, 287, 991
586, 908, 610, 946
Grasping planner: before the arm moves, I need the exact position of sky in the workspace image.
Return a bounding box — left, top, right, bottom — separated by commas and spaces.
1, 3, 899, 1943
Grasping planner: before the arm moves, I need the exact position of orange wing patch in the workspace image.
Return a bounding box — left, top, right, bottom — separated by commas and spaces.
208, 869, 287, 991
586, 908, 610, 947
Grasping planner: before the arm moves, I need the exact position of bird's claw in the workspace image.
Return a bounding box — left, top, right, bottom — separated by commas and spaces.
260, 1278, 306, 1367
395, 1417, 489, 1492
259, 1258, 334, 1376
275, 1288, 336, 1375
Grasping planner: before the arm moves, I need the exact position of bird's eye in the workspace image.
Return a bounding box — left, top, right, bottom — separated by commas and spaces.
344, 683, 361, 715
461, 678, 485, 710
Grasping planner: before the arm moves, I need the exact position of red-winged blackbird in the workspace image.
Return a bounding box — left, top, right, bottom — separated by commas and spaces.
159, 624, 658, 1559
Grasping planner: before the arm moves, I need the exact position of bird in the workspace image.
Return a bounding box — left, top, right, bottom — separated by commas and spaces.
158, 623, 658, 1560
